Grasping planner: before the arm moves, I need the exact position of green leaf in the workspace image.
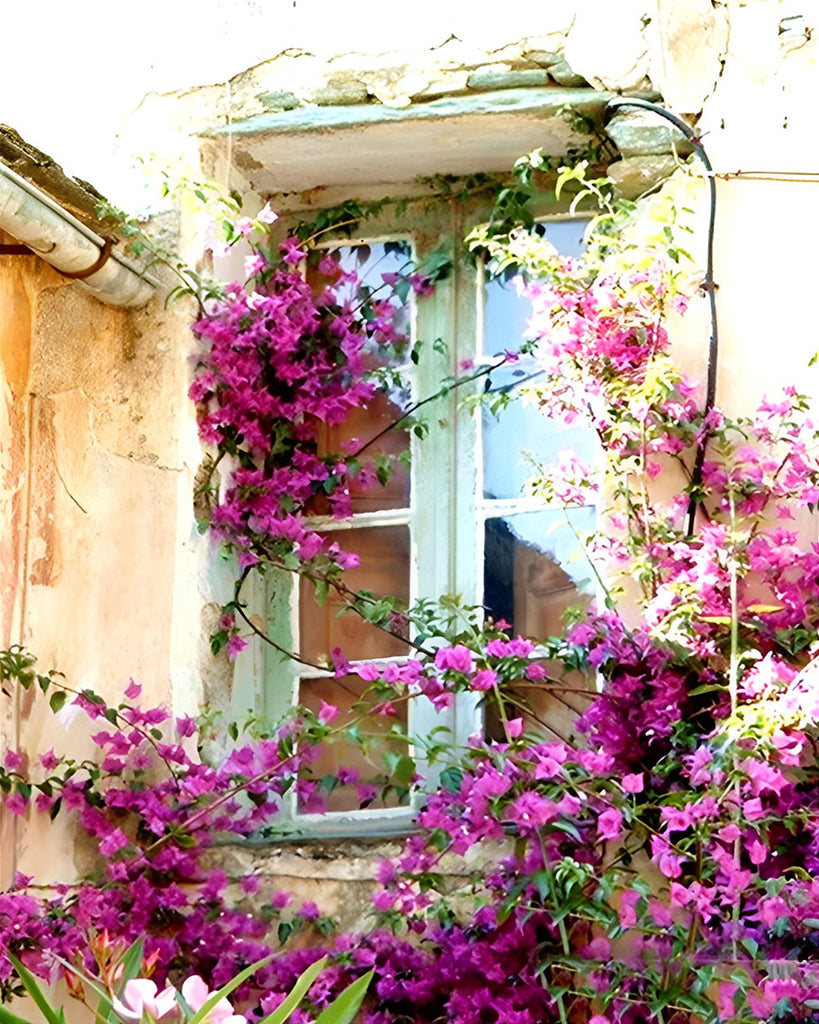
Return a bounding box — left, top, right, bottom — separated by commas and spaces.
8, 953, 65, 1024
48, 691, 67, 714
172, 831, 197, 849
0, 1004, 36, 1024
187, 955, 274, 1024
439, 766, 463, 793
211, 630, 229, 655
258, 957, 328, 1024
120, 937, 145, 982
314, 970, 373, 1024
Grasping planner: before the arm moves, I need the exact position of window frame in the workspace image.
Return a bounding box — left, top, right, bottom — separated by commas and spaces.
228, 196, 597, 838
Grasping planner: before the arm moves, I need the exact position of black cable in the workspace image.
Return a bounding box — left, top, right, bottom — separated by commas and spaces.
604, 98, 718, 536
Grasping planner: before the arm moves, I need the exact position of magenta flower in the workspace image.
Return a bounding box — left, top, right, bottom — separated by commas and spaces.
318, 700, 338, 724
298, 900, 321, 921
434, 645, 474, 674
278, 236, 307, 266
597, 807, 623, 842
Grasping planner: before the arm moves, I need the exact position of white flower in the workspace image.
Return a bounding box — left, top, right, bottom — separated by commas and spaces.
112, 979, 177, 1022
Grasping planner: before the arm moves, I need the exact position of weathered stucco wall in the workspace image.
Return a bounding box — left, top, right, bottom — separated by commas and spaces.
0, 239, 197, 882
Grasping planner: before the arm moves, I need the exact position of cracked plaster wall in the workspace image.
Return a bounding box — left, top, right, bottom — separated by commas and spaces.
0, 245, 202, 884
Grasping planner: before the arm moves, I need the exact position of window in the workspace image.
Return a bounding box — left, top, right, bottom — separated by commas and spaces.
234, 201, 597, 837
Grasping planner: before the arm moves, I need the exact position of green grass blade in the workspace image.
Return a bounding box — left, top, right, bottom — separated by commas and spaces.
7, 954, 61, 1024
314, 970, 373, 1024
119, 939, 145, 983
49, 956, 110, 1009
0, 1003, 36, 1024
187, 954, 274, 1024
99, 939, 147, 1023
257, 957, 327, 1024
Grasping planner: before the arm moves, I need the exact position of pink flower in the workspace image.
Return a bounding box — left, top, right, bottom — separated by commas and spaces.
618, 889, 640, 927
622, 772, 644, 794
506, 717, 524, 738
279, 237, 307, 266
318, 700, 338, 724
597, 807, 623, 841
124, 680, 142, 700
181, 977, 246, 1024
113, 980, 177, 1022
470, 669, 498, 691
244, 254, 267, 278
226, 634, 249, 660
256, 203, 279, 225
434, 645, 475, 674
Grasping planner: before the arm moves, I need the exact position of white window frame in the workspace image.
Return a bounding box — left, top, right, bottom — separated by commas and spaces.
228, 202, 596, 838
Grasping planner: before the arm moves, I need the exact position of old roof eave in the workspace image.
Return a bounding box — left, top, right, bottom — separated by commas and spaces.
199, 85, 661, 197
0, 129, 156, 308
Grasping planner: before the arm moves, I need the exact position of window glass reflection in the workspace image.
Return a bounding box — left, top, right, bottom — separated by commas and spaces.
483, 508, 595, 638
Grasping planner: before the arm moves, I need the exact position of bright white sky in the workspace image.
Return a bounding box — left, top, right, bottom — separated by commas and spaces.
1, 0, 553, 205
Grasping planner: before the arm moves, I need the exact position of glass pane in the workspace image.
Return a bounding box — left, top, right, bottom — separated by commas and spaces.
482, 364, 598, 501
307, 240, 412, 349
482, 219, 588, 358
483, 508, 594, 638
307, 241, 412, 513
300, 525, 410, 665
298, 673, 409, 812
310, 394, 410, 514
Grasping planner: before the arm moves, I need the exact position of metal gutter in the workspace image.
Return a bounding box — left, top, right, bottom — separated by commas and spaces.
0, 162, 157, 307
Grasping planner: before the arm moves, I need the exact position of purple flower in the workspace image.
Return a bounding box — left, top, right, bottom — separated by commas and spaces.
597, 806, 623, 841
299, 900, 320, 921
176, 715, 197, 738
39, 749, 60, 771
124, 679, 142, 700
3, 750, 23, 771
279, 236, 308, 266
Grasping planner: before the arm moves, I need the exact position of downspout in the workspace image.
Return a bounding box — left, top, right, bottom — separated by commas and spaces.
604, 98, 719, 537
0, 162, 156, 307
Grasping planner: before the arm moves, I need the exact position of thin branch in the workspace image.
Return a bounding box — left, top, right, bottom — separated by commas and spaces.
352, 356, 509, 459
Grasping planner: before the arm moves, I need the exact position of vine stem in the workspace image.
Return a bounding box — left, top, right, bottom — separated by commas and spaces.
351, 355, 510, 459
728, 489, 740, 715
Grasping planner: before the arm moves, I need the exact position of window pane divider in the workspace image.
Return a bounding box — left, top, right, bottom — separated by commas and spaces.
478, 496, 595, 517
306, 507, 411, 531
